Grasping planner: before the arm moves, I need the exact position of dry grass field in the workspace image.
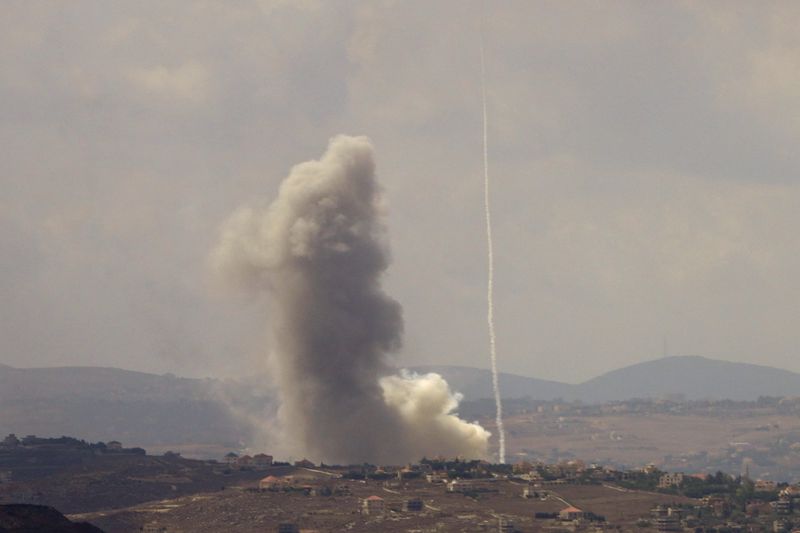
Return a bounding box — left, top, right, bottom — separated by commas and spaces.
499, 408, 800, 480
72, 475, 687, 532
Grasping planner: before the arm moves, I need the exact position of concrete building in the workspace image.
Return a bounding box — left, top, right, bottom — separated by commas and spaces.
498, 516, 515, 532
523, 483, 548, 500
755, 479, 777, 492
658, 472, 684, 488
361, 495, 385, 516
652, 505, 681, 532
425, 472, 447, 484
253, 453, 273, 469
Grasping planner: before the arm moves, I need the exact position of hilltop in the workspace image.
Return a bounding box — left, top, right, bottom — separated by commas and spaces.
413, 355, 800, 402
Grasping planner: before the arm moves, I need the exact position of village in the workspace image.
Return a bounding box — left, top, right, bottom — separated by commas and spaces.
4, 433, 800, 531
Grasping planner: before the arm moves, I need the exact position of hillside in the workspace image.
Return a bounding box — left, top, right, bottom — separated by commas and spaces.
413, 356, 800, 402
576, 355, 800, 402
0, 365, 275, 452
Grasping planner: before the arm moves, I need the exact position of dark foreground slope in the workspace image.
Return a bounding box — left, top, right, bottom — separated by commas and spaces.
0, 504, 104, 533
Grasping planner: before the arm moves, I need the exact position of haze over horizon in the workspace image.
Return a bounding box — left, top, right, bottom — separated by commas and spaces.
2, 2, 800, 384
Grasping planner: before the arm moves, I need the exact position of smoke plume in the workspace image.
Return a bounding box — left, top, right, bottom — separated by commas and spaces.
212, 135, 489, 464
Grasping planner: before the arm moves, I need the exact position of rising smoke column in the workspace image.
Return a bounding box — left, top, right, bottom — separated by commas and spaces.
480, 33, 507, 464
213, 135, 489, 465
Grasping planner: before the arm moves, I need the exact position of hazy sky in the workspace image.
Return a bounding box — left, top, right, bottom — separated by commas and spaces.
1, 1, 799, 383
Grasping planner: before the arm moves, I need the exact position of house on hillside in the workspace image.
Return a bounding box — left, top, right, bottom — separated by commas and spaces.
755, 479, 777, 492
259, 475, 286, 490
294, 458, 315, 468
253, 453, 273, 469
236, 455, 253, 468
107, 441, 123, 451
658, 472, 684, 488
559, 506, 587, 521
1, 434, 19, 448
224, 452, 239, 466
402, 498, 423, 512
652, 505, 681, 532
361, 495, 385, 516
498, 517, 515, 533
523, 483, 548, 500
425, 471, 447, 484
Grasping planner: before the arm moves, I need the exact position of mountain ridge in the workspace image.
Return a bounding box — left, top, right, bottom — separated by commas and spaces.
2, 356, 798, 454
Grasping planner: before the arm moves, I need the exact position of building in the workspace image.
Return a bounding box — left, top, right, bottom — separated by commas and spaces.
425, 472, 447, 484
559, 506, 586, 521
652, 505, 681, 532
447, 479, 474, 493
658, 472, 684, 488
253, 453, 273, 469
773, 519, 791, 533
294, 458, 315, 469
702, 496, 731, 518
237, 455, 253, 468
755, 479, 778, 492
361, 495, 385, 516
402, 498, 423, 512
224, 452, 239, 465
107, 441, 123, 450
774, 496, 792, 515
498, 516, 515, 532
1, 434, 19, 448
523, 483, 548, 500
259, 475, 286, 490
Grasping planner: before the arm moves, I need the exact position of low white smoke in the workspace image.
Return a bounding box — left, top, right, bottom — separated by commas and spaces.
212, 135, 489, 464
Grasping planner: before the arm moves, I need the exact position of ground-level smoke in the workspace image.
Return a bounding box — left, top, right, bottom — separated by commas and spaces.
212, 135, 489, 465
480, 34, 507, 464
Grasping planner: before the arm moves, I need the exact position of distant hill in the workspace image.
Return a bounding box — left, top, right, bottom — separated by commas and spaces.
412, 356, 800, 402
0, 365, 276, 452
575, 355, 800, 402
408, 365, 574, 401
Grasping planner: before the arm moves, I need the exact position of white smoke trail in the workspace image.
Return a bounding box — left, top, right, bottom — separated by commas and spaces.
480, 31, 506, 464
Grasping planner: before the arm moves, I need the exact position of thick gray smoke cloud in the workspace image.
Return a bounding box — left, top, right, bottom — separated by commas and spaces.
212, 135, 489, 464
